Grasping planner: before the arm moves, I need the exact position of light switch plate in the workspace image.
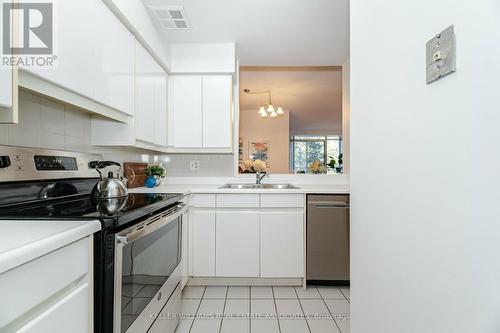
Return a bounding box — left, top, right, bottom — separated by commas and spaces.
426, 25, 456, 84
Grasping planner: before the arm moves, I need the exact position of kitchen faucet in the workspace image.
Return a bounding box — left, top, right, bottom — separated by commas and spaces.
256, 171, 268, 185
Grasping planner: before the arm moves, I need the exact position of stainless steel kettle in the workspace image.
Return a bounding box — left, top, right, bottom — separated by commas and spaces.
89, 161, 129, 199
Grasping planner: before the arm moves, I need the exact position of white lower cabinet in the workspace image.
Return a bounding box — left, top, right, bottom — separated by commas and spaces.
215, 211, 260, 277
16, 283, 89, 333
189, 194, 305, 279
0, 237, 92, 332
260, 211, 304, 278
191, 210, 216, 277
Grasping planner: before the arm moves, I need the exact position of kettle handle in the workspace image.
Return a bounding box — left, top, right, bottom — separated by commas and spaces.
89, 161, 121, 169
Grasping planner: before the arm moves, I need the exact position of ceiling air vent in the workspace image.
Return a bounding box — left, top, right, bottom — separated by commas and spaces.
148, 5, 190, 30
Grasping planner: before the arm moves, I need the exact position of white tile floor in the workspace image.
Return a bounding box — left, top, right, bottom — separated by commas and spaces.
176, 286, 350, 333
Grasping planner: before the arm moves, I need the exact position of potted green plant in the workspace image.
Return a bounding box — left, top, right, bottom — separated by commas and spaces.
145, 165, 166, 186
327, 155, 337, 170
336, 153, 343, 173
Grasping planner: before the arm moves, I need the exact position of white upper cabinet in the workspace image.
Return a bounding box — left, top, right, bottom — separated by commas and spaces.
135, 42, 156, 144
135, 41, 168, 145
18, 0, 134, 120
0, 3, 18, 123
169, 75, 232, 151
0, 68, 13, 109
202, 76, 232, 148
169, 75, 203, 148
0, 60, 17, 124
92, 40, 168, 150
93, 0, 135, 116
153, 72, 168, 146
25, 0, 95, 99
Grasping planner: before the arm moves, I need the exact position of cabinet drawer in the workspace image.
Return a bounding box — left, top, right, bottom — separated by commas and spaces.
16, 283, 89, 333
190, 194, 216, 207
217, 194, 260, 208
260, 194, 304, 208
0, 238, 89, 327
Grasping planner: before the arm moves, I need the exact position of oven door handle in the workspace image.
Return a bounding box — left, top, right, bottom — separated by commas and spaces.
117, 203, 187, 245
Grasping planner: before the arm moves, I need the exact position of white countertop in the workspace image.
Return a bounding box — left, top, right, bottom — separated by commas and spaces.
129, 183, 349, 195
0, 220, 101, 274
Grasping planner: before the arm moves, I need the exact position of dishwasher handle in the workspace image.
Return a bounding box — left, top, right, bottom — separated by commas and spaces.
310, 202, 350, 209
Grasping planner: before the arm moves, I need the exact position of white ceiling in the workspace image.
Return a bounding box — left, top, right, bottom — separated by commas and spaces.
143, 0, 349, 66
239, 67, 343, 135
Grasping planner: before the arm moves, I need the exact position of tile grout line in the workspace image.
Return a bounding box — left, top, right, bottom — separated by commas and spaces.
339, 287, 350, 304
218, 286, 229, 333
294, 287, 312, 333
249, 286, 251, 333
319, 288, 343, 333
188, 286, 207, 333
271, 286, 282, 333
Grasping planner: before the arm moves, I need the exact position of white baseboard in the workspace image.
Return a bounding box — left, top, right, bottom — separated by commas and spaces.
187, 277, 303, 286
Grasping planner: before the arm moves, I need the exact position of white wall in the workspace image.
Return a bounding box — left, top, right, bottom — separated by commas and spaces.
342, 60, 350, 175
351, 1, 500, 333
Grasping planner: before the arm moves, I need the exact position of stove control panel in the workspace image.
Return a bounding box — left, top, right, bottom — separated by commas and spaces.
34, 155, 78, 171
0, 156, 11, 169
0, 146, 102, 182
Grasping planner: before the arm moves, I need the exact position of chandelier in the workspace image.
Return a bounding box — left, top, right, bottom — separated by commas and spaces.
243, 88, 284, 118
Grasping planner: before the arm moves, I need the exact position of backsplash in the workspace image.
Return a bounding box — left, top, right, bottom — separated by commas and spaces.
163, 154, 234, 177
0, 90, 235, 177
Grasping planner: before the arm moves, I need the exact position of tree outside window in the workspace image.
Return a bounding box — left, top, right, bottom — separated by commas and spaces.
290, 136, 343, 174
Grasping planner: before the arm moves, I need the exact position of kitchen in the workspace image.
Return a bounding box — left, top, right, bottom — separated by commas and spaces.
1, 1, 499, 333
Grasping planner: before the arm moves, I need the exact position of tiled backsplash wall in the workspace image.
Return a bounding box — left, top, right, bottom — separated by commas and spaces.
163, 154, 234, 177
0, 90, 235, 177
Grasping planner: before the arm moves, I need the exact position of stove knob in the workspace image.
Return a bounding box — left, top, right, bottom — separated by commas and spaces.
0, 156, 11, 168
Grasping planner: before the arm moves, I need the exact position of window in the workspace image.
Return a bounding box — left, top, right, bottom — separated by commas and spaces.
290, 135, 343, 174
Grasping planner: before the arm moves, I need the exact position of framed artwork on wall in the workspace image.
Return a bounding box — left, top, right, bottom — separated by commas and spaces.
249, 141, 270, 167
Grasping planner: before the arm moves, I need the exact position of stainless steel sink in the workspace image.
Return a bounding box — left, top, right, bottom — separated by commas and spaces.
220, 183, 299, 189
259, 184, 299, 189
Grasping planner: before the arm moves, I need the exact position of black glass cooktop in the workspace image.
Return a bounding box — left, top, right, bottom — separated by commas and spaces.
0, 192, 183, 228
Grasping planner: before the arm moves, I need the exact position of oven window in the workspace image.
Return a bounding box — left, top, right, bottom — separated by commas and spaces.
120, 216, 181, 332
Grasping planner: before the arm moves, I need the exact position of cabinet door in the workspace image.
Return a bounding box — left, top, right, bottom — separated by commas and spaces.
0, 68, 12, 108
135, 42, 156, 143
260, 211, 304, 278
202, 75, 232, 148
191, 210, 216, 277
0, 67, 17, 123
24, 0, 95, 99
153, 70, 168, 146
93, 0, 134, 115
216, 211, 259, 277
169, 75, 202, 148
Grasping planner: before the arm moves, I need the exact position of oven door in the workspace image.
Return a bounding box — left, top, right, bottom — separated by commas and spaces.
114, 203, 186, 333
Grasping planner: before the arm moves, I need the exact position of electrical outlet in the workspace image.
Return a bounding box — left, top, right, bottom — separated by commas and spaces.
189, 160, 200, 171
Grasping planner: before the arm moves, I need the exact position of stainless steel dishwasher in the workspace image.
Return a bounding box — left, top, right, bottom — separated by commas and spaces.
307, 194, 350, 284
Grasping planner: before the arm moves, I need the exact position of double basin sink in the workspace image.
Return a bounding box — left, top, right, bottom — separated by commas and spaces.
220, 183, 299, 189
